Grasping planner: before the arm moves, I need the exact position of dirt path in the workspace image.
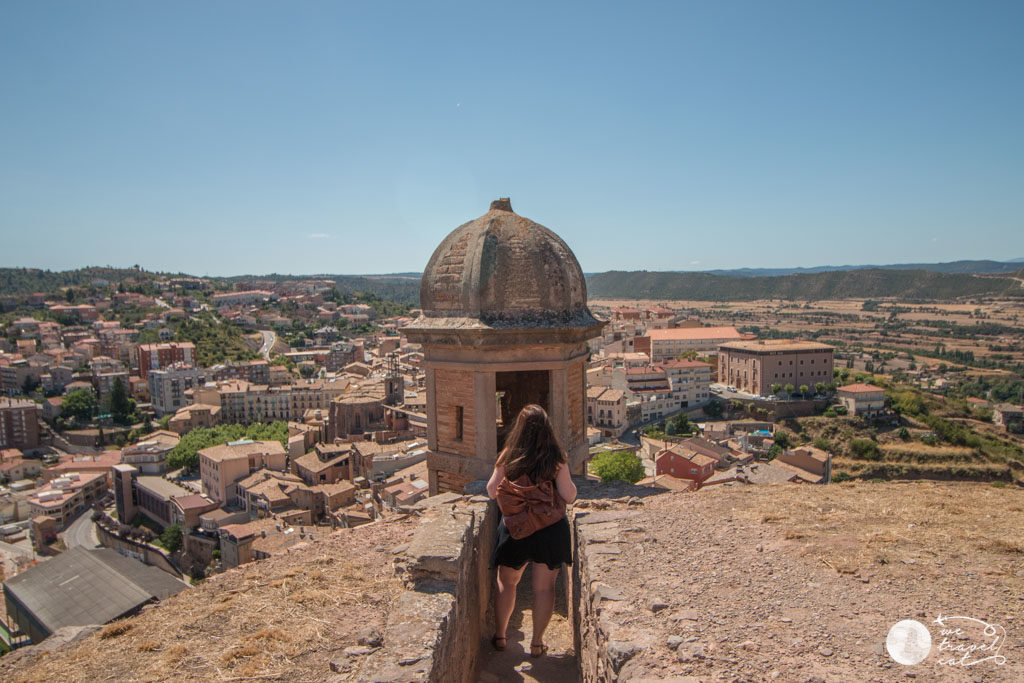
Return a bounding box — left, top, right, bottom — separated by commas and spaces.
477, 565, 579, 682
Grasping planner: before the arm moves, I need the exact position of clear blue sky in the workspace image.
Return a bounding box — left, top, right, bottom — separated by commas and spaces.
2, 1, 1022, 276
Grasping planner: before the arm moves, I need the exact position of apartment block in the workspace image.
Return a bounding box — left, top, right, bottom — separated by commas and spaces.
0, 397, 41, 450
662, 358, 713, 409
148, 364, 205, 417
27, 471, 107, 529
198, 439, 288, 505
137, 342, 196, 379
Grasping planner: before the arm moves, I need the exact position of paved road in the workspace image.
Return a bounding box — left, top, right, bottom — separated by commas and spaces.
258, 329, 276, 359
64, 509, 101, 549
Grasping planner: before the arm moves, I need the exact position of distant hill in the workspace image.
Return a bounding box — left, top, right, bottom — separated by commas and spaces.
699, 259, 1024, 277
224, 273, 422, 306
586, 268, 1024, 301
0, 266, 164, 295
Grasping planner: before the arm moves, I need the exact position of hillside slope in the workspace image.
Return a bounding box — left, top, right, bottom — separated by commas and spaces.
586, 269, 1024, 301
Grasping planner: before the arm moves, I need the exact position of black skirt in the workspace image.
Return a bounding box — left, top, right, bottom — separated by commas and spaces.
491, 516, 573, 570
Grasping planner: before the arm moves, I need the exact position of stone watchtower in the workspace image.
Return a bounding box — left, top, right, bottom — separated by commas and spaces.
404, 198, 605, 494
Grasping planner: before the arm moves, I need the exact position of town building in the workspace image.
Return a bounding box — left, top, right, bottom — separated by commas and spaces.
646, 326, 744, 363
209, 360, 270, 385
27, 471, 107, 529
329, 393, 386, 439
148, 363, 205, 417
586, 387, 628, 438
169, 494, 220, 531
773, 446, 832, 484
111, 464, 194, 528
662, 358, 713, 409
120, 430, 181, 474
291, 443, 367, 486
198, 439, 288, 505
215, 379, 349, 425
137, 342, 196, 379
718, 340, 835, 397
326, 340, 365, 372
837, 383, 887, 417
167, 403, 222, 434
993, 404, 1024, 433
0, 448, 42, 483
404, 199, 604, 493
655, 446, 717, 485
0, 397, 41, 450
210, 290, 277, 307
626, 366, 678, 423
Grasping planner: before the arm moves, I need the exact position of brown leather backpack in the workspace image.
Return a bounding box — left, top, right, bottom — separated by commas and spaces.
495, 474, 566, 540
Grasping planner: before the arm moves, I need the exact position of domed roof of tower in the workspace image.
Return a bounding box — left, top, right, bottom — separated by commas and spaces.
417, 198, 599, 329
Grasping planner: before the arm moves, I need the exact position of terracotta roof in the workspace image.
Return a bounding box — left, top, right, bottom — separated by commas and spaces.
172, 494, 217, 511
837, 383, 884, 394
199, 440, 285, 462
719, 340, 834, 353
662, 359, 713, 369
647, 326, 741, 341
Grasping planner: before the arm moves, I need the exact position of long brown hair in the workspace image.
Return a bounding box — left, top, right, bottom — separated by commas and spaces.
497, 404, 566, 483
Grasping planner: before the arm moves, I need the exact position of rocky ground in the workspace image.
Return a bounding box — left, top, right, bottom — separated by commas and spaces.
573, 480, 1024, 682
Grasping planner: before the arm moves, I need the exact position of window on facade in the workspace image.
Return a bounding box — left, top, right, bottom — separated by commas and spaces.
454, 406, 464, 441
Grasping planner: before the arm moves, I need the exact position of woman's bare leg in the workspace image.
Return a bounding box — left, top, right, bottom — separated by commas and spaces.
530, 562, 559, 648
495, 564, 526, 640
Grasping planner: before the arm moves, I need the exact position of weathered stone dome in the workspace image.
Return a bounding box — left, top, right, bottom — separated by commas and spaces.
418, 198, 598, 328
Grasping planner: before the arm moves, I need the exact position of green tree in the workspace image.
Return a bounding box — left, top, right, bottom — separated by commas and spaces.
665, 421, 677, 436
702, 399, 723, 418
589, 450, 645, 484
771, 383, 783, 395
160, 524, 182, 553
299, 364, 316, 378
799, 384, 810, 396
784, 384, 795, 395
166, 421, 289, 471
158, 414, 172, 430
814, 382, 827, 395
849, 438, 882, 460
670, 412, 692, 435
772, 431, 793, 449
63, 388, 97, 422
109, 377, 135, 425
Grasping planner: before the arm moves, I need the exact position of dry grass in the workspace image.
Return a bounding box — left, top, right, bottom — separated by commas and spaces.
0, 516, 419, 683
726, 481, 1024, 583
98, 621, 133, 639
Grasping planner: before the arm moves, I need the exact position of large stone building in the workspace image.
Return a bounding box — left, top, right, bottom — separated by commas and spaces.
718, 340, 835, 397
404, 198, 605, 494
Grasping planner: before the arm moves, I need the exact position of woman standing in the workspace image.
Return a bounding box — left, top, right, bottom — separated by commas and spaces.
486, 404, 578, 658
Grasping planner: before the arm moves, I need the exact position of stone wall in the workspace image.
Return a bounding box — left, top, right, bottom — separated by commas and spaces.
95, 521, 182, 578
351, 489, 497, 682
434, 369, 476, 458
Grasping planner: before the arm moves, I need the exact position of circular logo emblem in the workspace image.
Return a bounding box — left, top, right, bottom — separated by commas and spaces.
886, 619, 932, 665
